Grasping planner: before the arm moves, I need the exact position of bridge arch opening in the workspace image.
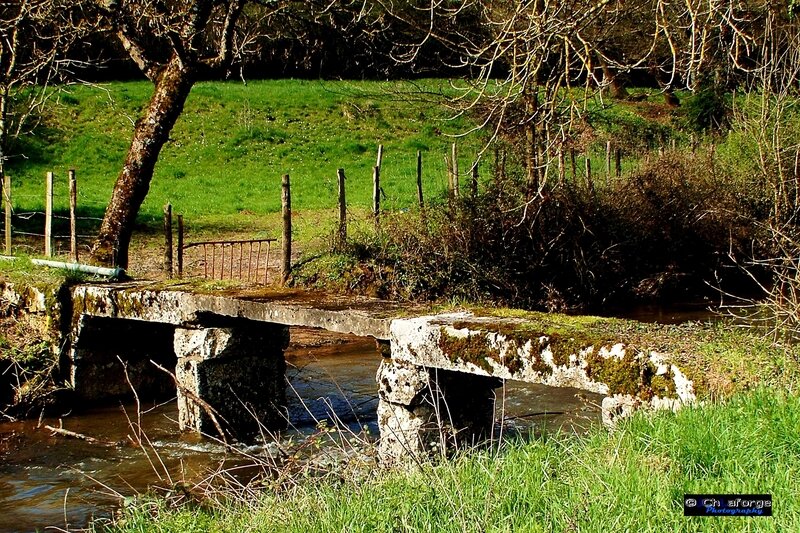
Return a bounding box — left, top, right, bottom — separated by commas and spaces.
69, 316, 177, 405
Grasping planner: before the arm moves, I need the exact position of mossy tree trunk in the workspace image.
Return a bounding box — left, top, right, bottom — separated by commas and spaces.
90, 0, 246, 268
92, 58, 194, 268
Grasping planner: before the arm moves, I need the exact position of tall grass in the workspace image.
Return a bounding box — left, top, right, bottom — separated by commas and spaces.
104, 388, 800, 532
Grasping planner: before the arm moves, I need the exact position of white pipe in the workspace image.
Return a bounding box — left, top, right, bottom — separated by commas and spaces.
30, 258, 126, 279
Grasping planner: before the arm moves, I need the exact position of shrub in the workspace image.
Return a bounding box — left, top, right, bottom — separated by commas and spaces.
327, 150, 760, 311
681, 81, 730, 133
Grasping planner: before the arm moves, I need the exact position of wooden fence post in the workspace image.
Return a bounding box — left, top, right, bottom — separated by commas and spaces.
372, 165, 380, 229
605, 141, 612, 183
416, 150, 424, 209
445, 155, 454, 200
451, 142, 459, 198
337, 168, 346, 249
163, 203, 172, 278
2, 174, 10, 255
495, 145, 507, 184
281, 174, 292, 285
615, 148, 622, 178
470, 159, 479, 199
416, 150, 426, 224
177, 214, 184, 278
69, 169, 77, 262
570, 147, 577, 181
375, 143, 383, 228
585, 156, 594, 194
45, 171, 53, 257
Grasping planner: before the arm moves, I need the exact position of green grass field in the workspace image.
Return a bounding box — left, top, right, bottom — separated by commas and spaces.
6, 80, 690, 229
3, 78, 696, 267
8, 79, 485, 229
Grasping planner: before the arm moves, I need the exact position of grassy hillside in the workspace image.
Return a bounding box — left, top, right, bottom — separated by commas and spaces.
8, 79, 484, 229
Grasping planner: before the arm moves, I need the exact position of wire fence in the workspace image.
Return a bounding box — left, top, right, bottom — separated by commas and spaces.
1, 170, 103, 260
0, 139, 690, 277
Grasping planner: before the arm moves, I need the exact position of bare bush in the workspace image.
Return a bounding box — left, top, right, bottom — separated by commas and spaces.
326, 149, 757, 311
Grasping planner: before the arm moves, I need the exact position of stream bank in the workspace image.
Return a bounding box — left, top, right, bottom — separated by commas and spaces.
0, 328, 602, 532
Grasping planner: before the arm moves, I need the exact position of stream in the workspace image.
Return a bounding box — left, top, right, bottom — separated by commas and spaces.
0, 327, 635, 532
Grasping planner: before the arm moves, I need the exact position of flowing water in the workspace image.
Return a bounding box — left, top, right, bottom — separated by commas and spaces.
0, 328, 617, 532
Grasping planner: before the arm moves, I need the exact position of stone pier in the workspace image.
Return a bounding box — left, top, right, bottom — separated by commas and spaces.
376, 358, 501, 465
173, 323, 289, 439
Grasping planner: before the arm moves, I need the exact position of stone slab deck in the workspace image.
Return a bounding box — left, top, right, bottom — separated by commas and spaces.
69, 282, 415, 339
68, 283, 697, 417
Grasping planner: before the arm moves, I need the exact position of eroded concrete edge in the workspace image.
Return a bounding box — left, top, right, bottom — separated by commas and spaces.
69, 285, 392, 338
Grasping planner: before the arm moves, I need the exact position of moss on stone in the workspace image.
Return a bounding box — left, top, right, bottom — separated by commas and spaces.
451, 318, 613, 373
443, 324, 552, 377
495, 339, 530, 375
376, 339, 391, 358
438, 328, 499, 374
584, 347, 643, 396
114, 291, 149, 317
546, 334, 604, 367
524, 345, 552, 377
581, 347, 682, 399
649, 372, 677, 398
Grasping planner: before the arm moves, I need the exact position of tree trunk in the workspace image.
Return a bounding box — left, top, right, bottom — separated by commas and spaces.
599, 56, 628, 100
92, 57, 194, 267
0, 86, 8, 176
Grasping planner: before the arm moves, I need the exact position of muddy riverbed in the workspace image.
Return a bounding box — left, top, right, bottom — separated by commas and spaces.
0, 328, 602, 532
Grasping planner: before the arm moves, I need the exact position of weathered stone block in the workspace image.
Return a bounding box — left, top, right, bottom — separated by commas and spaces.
376, 359, 429, 406
376, 399, 436, 465
173, 323, 288, 361
376, 358, 501, 466
174, 324, 288, 439
177, 354, 286, 438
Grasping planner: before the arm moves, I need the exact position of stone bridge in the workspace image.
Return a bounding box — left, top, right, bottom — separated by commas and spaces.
56, 283, 697, 464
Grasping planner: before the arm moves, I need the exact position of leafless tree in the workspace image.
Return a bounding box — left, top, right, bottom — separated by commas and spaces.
379, 1, 670, 197
379, 2, 798, 200
723, 3, 800, 224
89, 0, 378, 268
0, 0, 92, 175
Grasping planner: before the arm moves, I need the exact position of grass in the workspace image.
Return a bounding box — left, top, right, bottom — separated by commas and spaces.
102, 387, 800, 532
4, 79, 692, 238
0, 254, 78, 286
8, 79, 485, 229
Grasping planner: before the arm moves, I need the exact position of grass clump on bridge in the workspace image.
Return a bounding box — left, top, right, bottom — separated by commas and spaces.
104, 387, 800, 532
